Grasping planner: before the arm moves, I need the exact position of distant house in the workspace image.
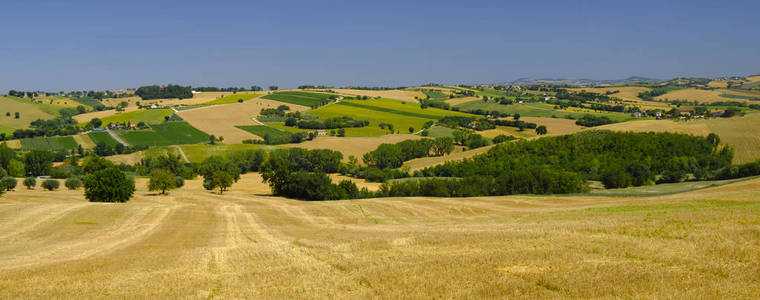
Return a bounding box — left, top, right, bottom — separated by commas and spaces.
632, 112, 642, 118
150, 104, 159, 109
710, 111, 724, 118
316, 130, 327, 136
92, 127, 105, 132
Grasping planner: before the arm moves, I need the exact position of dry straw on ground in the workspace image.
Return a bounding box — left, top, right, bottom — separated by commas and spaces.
0, 174, 758, 298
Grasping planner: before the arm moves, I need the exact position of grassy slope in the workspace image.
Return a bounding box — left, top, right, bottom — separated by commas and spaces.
261, 91, 333, 107
199, 93, 262, 105
117, 121, 209, 146
89, 109, 174, 127
0, 97, 56, 129
308, 99, 473, 136
456, 101, 633, 122
181, 144, 277, 162
236, 125, 291, 140
88, 131, 121, 147
20, 136, 79, 151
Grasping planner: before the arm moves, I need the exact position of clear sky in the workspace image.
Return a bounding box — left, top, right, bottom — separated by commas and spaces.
1, 0, 758, 92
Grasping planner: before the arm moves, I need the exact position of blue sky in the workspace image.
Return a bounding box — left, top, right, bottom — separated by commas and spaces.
1, 0, 758, 92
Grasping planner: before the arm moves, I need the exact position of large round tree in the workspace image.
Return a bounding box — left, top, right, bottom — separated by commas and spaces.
84, 168, 135, 203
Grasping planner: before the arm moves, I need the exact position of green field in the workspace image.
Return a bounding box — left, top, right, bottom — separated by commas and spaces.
89, 109, 174, 127
87, 131, 121, 147
0, 124, 14, 136
455, 101, 633, 122
307, 98, 473, 136
20, 136, 79, 151
422, 125, 455, 137
421, 90, 449, 101
583, 176, 759, 197
181, 144, 277, 162
117, 121, 210, 146
71, 97, 106, 109
236, 125, 292, 140
200, 93, 262, 105
261, 91, 334, 107
718, 93, 760, 101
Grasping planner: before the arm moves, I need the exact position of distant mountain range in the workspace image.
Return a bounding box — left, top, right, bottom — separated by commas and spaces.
504, 76, 664, 86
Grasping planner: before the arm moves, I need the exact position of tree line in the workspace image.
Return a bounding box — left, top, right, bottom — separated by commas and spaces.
135, 85, 193, 100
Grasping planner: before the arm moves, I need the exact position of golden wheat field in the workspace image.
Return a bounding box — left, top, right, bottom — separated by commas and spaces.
178, 99, 310, 144
655, 88, 760, 103
333, 89, 425, 103
283, 134, 423, 161
0, 173, 758, 298
598, 113, 760, 164
568, 86, 652, 102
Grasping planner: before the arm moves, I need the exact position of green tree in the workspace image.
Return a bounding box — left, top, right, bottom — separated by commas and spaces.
82, 154, 115, 174
706, 133, 720, 146
601, 166, 632, 189
269, 85, 279, 91
24, 150, 53, 177
1, 176, 17, 191
204, 171, 233, 194
175, 176, 185, 188
536, 125, 548, 135
148, 169, 176, 195
65, 177, 82, 190
84, 168, 135, 202
23, 177, 36, 189
513, 113, 521, 120
431, 137, 454, 156
41, 179, 60, 191
90, 118, 103, 128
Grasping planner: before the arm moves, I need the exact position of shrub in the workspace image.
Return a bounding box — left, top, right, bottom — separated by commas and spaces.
23, 177, 36, 189
84, 168, 135, 202
65, 177, 82, 190
2, 176, 17, 191
41, 179, 60, 191
175, 176, 185, 188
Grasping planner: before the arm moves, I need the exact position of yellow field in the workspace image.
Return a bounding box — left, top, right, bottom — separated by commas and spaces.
72, 134, 95, 148
3, 140, 22, 149
333, 89, 425, 103
707, 80, 729, 88
568, 86, 652, 102
445, 96, 479, 106
655, 88, 760, 103
0, 97, 56, 129
598, 113, 760, 164
178, 99, 310, 144
100, 92, 266, 109
282, 134, 423, 161
72, 107, 140, 123
1, 173, 758, 298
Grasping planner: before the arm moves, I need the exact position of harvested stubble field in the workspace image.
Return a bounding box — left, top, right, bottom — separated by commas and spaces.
178, 99, 309, 144
99, 92, 263, 108
0, 174, 758, 298
0, 97, 55, 129
282, 134, 423, 161
568, 86, 652, 102
333, 89, 425, 103
655, 88, 760, 103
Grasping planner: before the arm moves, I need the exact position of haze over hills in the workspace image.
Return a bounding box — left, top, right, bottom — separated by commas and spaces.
504, 76, 664, 87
